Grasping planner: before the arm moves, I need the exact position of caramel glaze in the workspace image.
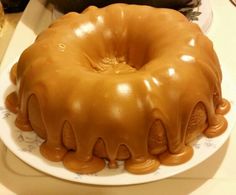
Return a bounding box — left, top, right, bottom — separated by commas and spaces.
5, 4, 230, 174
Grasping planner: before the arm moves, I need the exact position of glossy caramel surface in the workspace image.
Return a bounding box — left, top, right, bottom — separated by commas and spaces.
6, 4, 230, 174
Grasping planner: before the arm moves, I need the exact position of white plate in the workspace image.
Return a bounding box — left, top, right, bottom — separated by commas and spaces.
1, 0, 236, 186
0, 67, 236, 186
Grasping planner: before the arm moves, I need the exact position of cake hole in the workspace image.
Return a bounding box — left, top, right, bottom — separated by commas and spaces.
83, 30, 150, 74
88, 54, 148, 74
96, 56, 137, 74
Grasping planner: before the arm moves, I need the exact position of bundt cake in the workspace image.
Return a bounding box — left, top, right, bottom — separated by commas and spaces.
5, 4, 230, 174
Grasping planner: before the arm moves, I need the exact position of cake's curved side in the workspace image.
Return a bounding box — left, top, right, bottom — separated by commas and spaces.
5, 4, 230, 174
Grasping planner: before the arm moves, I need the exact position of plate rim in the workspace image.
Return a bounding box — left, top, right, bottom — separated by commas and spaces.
0, 0, 235, 186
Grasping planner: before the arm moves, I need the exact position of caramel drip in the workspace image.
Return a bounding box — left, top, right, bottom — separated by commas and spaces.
159, 145, 193, 165
125, 156, 160, 174
216, 99, 231, 115
5, 92, 18, 114
5, 4, 230, 174
204, 115, 228, 138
